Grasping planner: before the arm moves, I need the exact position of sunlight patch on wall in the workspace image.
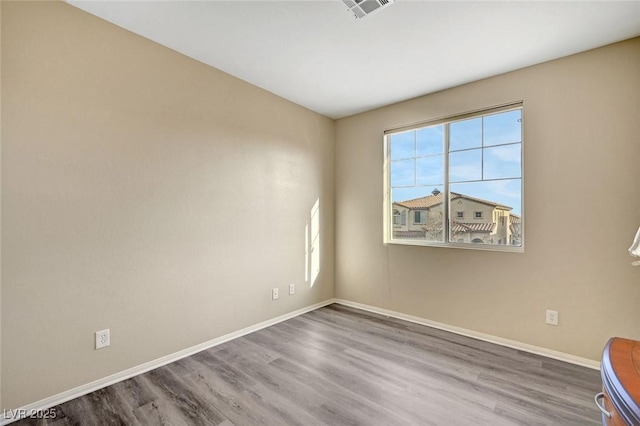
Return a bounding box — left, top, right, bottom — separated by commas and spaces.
309, 198, 320, 287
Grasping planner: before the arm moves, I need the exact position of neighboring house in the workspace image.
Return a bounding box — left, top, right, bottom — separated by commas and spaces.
392, 189, 522, 245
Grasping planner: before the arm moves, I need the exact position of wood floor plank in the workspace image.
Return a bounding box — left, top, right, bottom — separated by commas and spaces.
12, 304, 603, 425
179, 356, 297, 426
143, 367, 229, 425
132, 399, 190, 426
250, 321, 499, 425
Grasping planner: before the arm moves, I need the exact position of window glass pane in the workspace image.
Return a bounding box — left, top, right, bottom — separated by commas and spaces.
484, 144, 521, 180
390, 159, 414, 187
389, 131, 414, 160
424, 206, 444, 242
391, 187, 428, 203
450, 180, 522, 216
391, 188, 444, 242
483, 110, 522, 147
450, 117, 481, 151
393, 210, 400, 225
416, 125, 444, 156
386, 105, 523, 250
449, 149, 482, 182
449, 180, 522, 246
416, 155, 444, 186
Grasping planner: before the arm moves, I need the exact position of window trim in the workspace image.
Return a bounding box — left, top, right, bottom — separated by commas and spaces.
383, 102, 524, 253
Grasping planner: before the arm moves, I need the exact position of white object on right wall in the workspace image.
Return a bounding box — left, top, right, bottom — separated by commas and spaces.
629, 226, 640, 266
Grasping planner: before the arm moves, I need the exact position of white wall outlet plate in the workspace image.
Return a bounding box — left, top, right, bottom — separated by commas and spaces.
272, 288, 279, 300
289, 283, 295, 295
95, 329, 110, 349
545, 310, 559, 326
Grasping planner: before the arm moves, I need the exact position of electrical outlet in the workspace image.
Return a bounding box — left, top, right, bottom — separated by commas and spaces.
545, 310, 559, 326
95, 329, 110, 349
289, 283, 295, 295
272, 288, 279, 300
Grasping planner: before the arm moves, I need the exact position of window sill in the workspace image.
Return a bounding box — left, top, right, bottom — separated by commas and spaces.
385, 239, 524, 253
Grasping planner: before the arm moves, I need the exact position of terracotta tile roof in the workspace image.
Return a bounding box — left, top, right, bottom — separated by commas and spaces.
451, 222, 496, 233
395, 192, 512, 210
395, 192, 445, 209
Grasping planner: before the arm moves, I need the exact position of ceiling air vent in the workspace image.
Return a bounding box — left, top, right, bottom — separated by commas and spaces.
342, 0, 395, 19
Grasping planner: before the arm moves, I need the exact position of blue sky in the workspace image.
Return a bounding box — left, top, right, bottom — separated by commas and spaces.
389, 109, 522, 215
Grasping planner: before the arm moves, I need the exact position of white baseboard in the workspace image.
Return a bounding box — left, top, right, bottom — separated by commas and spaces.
2, 297, 600, 424
333, 298, 601, 370
1, 299, 336, 425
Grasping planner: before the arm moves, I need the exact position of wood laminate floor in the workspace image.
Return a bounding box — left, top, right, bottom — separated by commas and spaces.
14, 304, 603, 425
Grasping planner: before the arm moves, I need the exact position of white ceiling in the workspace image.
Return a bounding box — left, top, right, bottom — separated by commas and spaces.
68, 1, 640, 119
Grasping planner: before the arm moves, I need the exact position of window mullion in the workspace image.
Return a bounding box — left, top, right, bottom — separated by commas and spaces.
444, 123, 450, 243
481, 117, 484, 181
413, 130, 418, 186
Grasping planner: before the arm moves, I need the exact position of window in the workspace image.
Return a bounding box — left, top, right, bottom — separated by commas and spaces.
393, 209, 406, 226
384, 103, 523, 251
393, 209, 400, 225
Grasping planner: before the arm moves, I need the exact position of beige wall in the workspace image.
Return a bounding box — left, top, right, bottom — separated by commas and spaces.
336, 38, 640, 362
1, 2, 334, 409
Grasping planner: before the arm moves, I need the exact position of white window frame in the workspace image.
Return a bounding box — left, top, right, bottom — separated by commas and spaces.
383, 102, 524, 253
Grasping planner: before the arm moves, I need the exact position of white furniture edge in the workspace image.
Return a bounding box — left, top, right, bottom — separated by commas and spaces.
2, 297, 601, 424
333, 298, 601, 370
